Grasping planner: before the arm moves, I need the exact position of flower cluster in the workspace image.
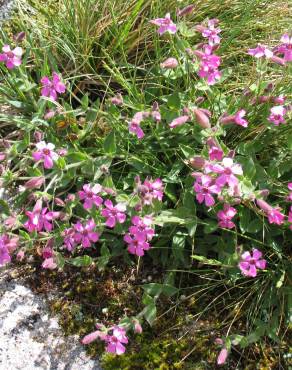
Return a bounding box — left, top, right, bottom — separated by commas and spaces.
63, 219, 99, 250
0, 235, 19, 266
124, 215, 154, 256
194, 44, 221, 85
129, 105, 161, 140
41, 72, 66, 101
24, 200, 60, 233
134, 176, 164, 208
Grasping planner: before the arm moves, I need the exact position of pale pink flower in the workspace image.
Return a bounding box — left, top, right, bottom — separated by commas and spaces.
193, 175, 221, 207
277, 34, 292, 62
288, 206, 292, 230
42, 257, 57, 270
24, 176, 45, 190
110, 93, 123, 106
217, 204, 237, 229
82, 325, 108, 344
169, 115, 189, 128
32, 141, 59, 169
239, 249, 266, 277
101, 200, 126, 228
150, 13, 177, 35
256, 199, 285, 225
124, 231, 150, 256
0, 235, 17, 266
268, 106, 286, 126
0, 45, 23, 69
106, 326, 129, 355
41, 72, 66, 101
160, 57, 178, 69
78, 184, 103, 210
202, 19, 221, 46
248, 44, 273, 58
220, 109, 248, 127
288, 183, 292, 201
133, 320, 143, 334
129, 112, 145, 139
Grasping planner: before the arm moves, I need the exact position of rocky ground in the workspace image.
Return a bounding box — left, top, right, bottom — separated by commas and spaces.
0, 0, 15, 23
0, 267, 102, 370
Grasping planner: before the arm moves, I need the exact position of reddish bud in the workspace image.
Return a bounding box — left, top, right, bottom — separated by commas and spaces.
24, 176, 45, 190
55, 197, 65, 207
177, 4, 195, 17
160, 57, 178, 69
217, 347, 229, 365
256, 199, 273, 213
193, 108, 211, 129
189, 156, 206, 169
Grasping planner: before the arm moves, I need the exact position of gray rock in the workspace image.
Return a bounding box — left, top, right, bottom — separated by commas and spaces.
0, 268, 102, 370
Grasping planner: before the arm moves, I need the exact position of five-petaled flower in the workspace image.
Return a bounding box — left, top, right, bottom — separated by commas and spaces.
106, 326, 129, 355
0, 44, 23, 69
217, 203, 237, 229
239, 249, 266, 277
248, 44, 273, 58
193, 175, 221, 207
73, 219, 100, 248
32, 141, 59, 169
268, 106, 286, 126
41, 72, 66, 101
150, 13, 177, 35
101, 200, 126, 228
78, 184, 103, 210
24, 200, 60, 233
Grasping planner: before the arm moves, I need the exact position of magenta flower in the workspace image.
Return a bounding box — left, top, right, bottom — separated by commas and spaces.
101, 200, 126, 228
160, 57, 178, 69
130, 215, 154, 241
150, 13, 177, 35
268, 106, 286, 126
124, 231, 150, 256
196, 45, 221, 85
63, 227, 76, 251
288, 206, 292, 230
40, 72, 66, 101
32, 141, 59, 169
106, 326, 129, 355
217, 204, 237, 229
211, 158, 243, 188
193, 175, 221, 207
78, 184, 103, 210
73, 219, 100, 248
288, 183, 292, 202
209, 146, 223, 161
24, 200, 59, 233
248, 44, 273, 58
0, 45, 23, 69
238, 249, 266, 277
169, 115, 189, 128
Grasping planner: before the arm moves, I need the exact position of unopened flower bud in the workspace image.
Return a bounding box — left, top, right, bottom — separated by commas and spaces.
189, 156, 206, 169
160, 57, 179, 69
217, 347, 229, 365
110, 93, 123, 106
34, 131, 44, 142
256, 199, 273, 213
55, 197, 65, 206
193, 108, 211, 129
177, 4, 195, 17
24, 176, 45, 189
259, 189, 269, 198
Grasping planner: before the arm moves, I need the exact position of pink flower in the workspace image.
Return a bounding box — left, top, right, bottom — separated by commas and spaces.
234, 110, 248, 127
131, 215, 154, 240
63, 227, 76, 251
217, 204, 237, 229
217, 347, 229, 365
110, 93, 123, 106
196, 45, 221, 85
24, 200, 59, 233
277, 34, 292, 62
220, 109, 248, 127
288, 183, 292, 202
160, 57, 178, 69
248, 44, 273, 58
211, 158, 243, 188
239, 249, 266, 277
124, 231, 150, 256
150, 13, 177, 35
40, 72, 66, 101
256, 199, 285, 225
133, 320, 143, 334
288, 206, 292, 230
268, 106, 286, 126
209, 146, 223, 161
106, 326, 129, 355
0, 45, 23, 69
32, 141, 59, 169
73, 219, 100, 248
78, 184, 103, 210
101, 200, 126, 228
169, 115, 189, 128
193, 175, 221, 207
0, 235, 12, 266
42, 257, 57, 270
202, 19, 221, 46
129, 112, 145, 139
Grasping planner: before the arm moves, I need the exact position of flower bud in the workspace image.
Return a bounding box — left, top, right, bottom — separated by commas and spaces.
169, 115, 189, 128
55, 197, 65, 207
34, 131, 43, 142
57, 148, 68, 156
273, 95, 286, 104
217, 347, 229, 365
259, 189, 269, 198
0, 152, 6, 161
160, 57, 179, 69
189, 156, 206, 169
270, 55, 285, 66
16, 250, 25, 261
193, 108, 211, 129
177, 4, 195, 17
195, 96, 205, 105
24, 176, 45, 190
14, 31, 26, 42
256, 199, 273, 213
44, 109, 56, 119
110, 93, 123, 106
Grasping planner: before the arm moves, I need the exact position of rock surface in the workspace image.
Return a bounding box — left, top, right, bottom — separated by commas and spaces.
0, 0, 15, 23
0, 268, 102, 370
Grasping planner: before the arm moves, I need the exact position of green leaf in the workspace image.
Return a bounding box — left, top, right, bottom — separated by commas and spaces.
0, 200, 10, 215
143, 283, 178, 297
103, 130, 116, 155
192, 255, 222, 266
70, 255, 93, 267
97, 244, 110, 271
172, 233, 186, 263
142, 303, 157, 326
167, 91, 181, 109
